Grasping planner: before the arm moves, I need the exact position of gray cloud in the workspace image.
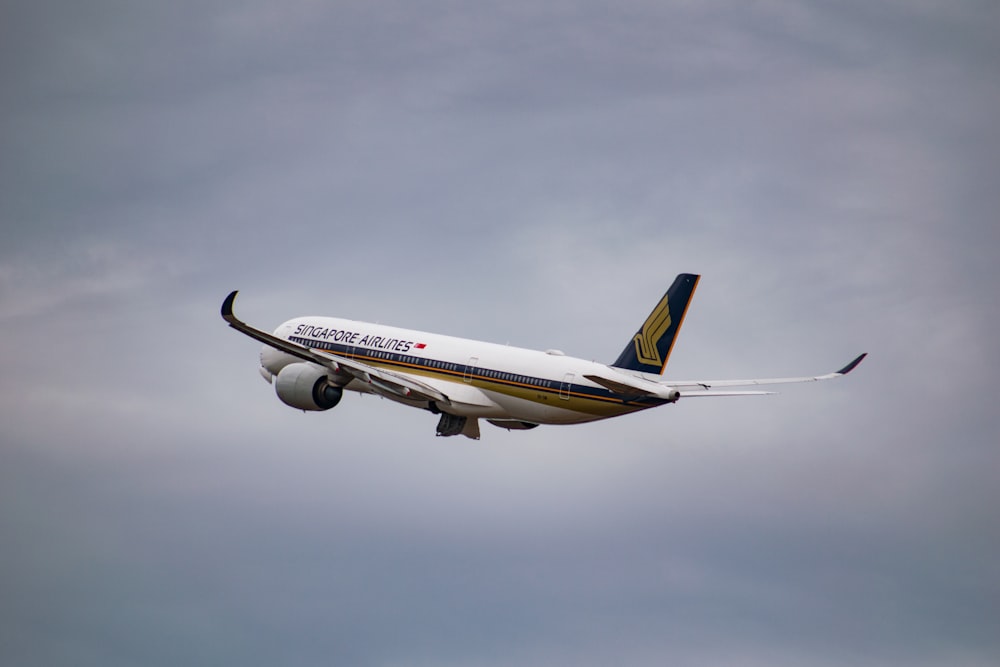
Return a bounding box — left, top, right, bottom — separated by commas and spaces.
2, 1, 998, 665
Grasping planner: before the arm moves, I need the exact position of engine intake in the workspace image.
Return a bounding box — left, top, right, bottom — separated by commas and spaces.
274, 363, 343, 411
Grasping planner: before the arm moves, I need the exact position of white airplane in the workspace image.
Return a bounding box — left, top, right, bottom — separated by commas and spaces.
222, 274, 866, 439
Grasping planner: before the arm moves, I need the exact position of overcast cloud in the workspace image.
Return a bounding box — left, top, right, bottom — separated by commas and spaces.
2, 1, 999, 666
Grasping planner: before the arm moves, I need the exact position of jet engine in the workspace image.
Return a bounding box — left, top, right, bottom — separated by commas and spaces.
274, 362, 344, 411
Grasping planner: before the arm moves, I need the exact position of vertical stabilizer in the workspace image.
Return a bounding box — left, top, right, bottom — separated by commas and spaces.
611, 273, 699, 375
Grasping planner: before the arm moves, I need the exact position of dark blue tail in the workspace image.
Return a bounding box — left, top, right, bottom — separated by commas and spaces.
611, 273, 699, 375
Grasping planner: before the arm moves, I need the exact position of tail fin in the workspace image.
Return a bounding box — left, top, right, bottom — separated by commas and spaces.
611, 273, 700, 375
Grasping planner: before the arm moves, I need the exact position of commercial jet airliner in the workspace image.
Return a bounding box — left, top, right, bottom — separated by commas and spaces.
222, 274, 866, 439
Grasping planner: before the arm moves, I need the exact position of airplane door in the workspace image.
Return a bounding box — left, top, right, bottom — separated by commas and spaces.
559, 372, 575, 400
464, 356, 479, 383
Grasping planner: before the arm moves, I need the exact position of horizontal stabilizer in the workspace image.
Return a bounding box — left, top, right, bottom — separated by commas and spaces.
583, 374, 655, 397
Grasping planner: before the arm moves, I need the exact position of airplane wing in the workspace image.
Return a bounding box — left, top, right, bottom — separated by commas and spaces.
221, 291, 450, 405
667, 353, 867, 396
586, 353, 865, 400
310, 348, 450, 403
585, 371, 777, 400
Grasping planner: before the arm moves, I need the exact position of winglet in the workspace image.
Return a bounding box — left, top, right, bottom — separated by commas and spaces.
219, 290, 315, 365
837, 353, 867, 376
222, 290, 239, 324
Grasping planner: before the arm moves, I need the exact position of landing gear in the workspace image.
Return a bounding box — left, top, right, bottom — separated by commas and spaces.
434, 412, 481, 439
435, 412, 467, 437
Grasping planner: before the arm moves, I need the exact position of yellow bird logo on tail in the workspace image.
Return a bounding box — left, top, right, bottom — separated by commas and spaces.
632, 295, 671, 367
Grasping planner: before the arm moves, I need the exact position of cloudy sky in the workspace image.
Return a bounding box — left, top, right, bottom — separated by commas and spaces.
2, 1, 999, 665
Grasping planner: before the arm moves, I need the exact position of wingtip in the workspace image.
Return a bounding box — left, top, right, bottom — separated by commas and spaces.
837, 352, 867, 376
221, 290, 239, 322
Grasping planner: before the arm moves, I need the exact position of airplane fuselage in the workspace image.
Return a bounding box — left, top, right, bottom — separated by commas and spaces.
261, 315, 670, 427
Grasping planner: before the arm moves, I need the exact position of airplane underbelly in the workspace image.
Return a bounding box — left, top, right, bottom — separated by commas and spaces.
483, 389, 611, 425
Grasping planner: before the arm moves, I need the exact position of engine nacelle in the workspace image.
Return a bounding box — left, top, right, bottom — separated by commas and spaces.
274, 362, 344, 411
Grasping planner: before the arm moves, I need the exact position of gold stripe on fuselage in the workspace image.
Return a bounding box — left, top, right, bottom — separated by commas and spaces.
331, 349, 651, 418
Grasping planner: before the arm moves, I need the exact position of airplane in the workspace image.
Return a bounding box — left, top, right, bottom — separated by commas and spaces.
221, 273, 866, 439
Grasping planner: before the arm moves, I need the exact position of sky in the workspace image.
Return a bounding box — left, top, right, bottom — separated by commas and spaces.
2, 1, 999, 665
